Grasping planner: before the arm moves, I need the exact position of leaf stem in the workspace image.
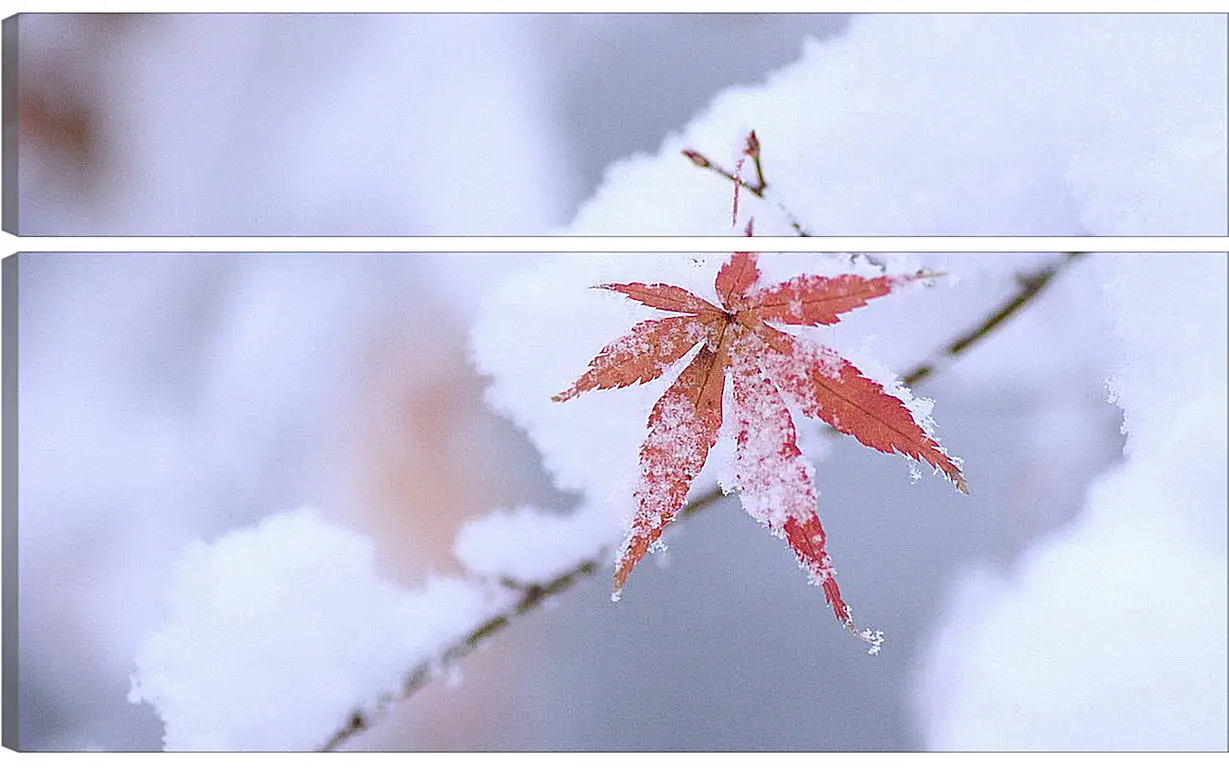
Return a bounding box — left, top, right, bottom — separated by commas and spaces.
319, 252, 1086, 751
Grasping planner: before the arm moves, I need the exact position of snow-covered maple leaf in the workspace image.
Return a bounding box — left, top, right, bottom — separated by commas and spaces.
553, 245, 965, 635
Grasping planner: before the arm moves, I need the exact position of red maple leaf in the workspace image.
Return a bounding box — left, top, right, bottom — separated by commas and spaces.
553, 245, 966, 637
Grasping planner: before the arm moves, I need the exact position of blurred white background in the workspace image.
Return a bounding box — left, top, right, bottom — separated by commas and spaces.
14, 13, 850, 234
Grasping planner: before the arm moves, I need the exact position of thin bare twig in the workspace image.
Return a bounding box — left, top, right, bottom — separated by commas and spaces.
684, 134, 813, 237
321, 563, 599, 751
901, 253, 1088, 386
320, 252, 1087, 751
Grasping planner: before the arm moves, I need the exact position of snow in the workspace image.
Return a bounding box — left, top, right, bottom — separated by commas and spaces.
569, 14, 1225, 236
454, 504, 621, 586
128, 509, 511, 751
912, 254, 1228, 750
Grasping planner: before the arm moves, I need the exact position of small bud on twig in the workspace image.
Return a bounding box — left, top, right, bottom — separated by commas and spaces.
745, 130, 760, 160
682, 149, 711, 168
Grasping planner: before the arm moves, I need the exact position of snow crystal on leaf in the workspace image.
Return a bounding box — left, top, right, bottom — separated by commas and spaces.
724, 333, 857, 628
760, 332, 966, 493
846, 344, 942, 439
728, 336, 815, 531
860, 629, 886, 656
617, 343, 726, 591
